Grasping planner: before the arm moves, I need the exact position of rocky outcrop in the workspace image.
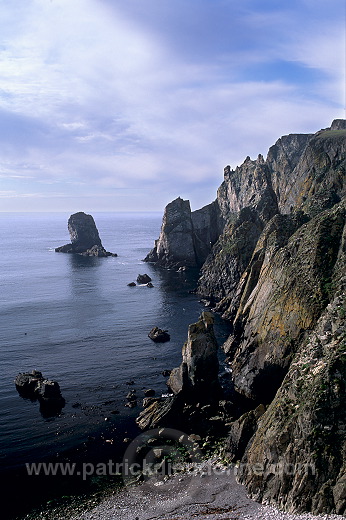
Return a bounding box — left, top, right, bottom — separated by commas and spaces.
137, 312, 224, 431
137, 274, 152, 284
144, 197, 224, 268
143, 119, 346, 514
55, 212, 117, 257
237, 287, 346, 515
15, 370, 65, 416
167, 311, 221, 399
148, 327, 170, 343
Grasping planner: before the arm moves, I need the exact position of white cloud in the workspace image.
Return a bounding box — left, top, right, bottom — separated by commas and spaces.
0, 0, 344, 212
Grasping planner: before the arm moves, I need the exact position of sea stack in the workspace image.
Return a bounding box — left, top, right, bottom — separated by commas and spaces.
55, 212, 117, 257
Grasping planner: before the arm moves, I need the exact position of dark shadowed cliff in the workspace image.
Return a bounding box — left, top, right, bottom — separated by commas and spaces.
143, 119, 346, 515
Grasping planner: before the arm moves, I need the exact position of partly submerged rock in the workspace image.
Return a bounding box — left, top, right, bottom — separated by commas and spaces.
148, 327, 170, 343
137, 312, 223, 431
15, 370, 65, 416
137, 274, 152, 284
55, 212, 117, 257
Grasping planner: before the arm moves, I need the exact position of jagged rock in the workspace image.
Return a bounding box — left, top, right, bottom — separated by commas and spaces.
136, 397, 181, 430
137, 274, 152, 284
55, 212, 117, 257
137, 312, 222, 431
167, 311, 221, 399
15, 370, 65, 416
14, 370, 43, 397
237, 288, 346, 515
144, 197, 223, 268
224, 404, 266, 461
127, 282, 136, 287
142, 397, 160, 408
148, 327, 170, 343
228, 200, 345, 403
146, 282, 154, 288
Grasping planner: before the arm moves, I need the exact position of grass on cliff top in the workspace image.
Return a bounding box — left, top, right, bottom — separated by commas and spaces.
317, 129, 346, 139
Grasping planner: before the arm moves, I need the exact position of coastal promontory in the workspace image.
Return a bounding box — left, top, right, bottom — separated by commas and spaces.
141, 119, 346, 515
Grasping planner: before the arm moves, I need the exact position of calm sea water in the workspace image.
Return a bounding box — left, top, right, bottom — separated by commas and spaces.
0, 212, 231, 483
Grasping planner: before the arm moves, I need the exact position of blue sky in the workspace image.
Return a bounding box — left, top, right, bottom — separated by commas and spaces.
0, 0, 345, 212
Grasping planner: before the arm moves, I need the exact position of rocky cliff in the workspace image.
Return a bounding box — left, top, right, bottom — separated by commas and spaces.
144, 197, 224, 267
136, 312, 225, 432
142, 119, 346, 515
55, 212, 117, 257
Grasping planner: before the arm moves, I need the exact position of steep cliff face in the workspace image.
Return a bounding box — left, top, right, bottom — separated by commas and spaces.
238, 285, 346, 515
144, 197, 223, 267
226, 200, 345, 403
142, 120, 346, 514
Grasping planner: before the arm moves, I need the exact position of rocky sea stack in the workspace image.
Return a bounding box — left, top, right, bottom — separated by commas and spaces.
141, 120, 346, 515
55, 212, 117, 257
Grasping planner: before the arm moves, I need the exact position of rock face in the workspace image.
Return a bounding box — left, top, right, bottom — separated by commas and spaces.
143, 120, 346, 515
137, 312, 223, 431
55, 212, 117, 257
238, 288, 346, 515
15, 370, 65, 417
144, 197, 224, 268
168, 311, 220, 399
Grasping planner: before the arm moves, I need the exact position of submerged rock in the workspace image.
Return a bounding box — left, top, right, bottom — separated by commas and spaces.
55, 212, 117, 257
148, 327, 170, 343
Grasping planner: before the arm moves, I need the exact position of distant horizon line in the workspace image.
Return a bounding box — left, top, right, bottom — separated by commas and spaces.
0, 210, 164, 214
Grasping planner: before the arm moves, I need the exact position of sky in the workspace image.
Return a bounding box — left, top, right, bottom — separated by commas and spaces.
0, 0, 345, 213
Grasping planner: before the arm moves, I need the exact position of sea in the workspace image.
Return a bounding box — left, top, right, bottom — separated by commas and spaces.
0, 212, 232, 518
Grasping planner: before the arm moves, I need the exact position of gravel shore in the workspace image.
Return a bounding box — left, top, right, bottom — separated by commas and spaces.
66, 463, 345, 520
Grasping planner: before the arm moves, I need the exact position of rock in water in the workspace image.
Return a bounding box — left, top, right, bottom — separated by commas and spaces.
55, 212, 117, 257
148, 327, 170, 343
15, 370, 65, 417
137, 312, 223, 431
137, 274, 152, 284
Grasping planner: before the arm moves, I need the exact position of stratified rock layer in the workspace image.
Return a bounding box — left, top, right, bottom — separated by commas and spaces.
143, 120, 346, 515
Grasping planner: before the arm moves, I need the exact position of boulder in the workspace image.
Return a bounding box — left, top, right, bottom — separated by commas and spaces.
14, 370, 44, 398
137, 274, 152, 284
15, 370, 65, 416
55, 212, 117, 257
148, 327, 170, 343
127, 282, 136, 287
